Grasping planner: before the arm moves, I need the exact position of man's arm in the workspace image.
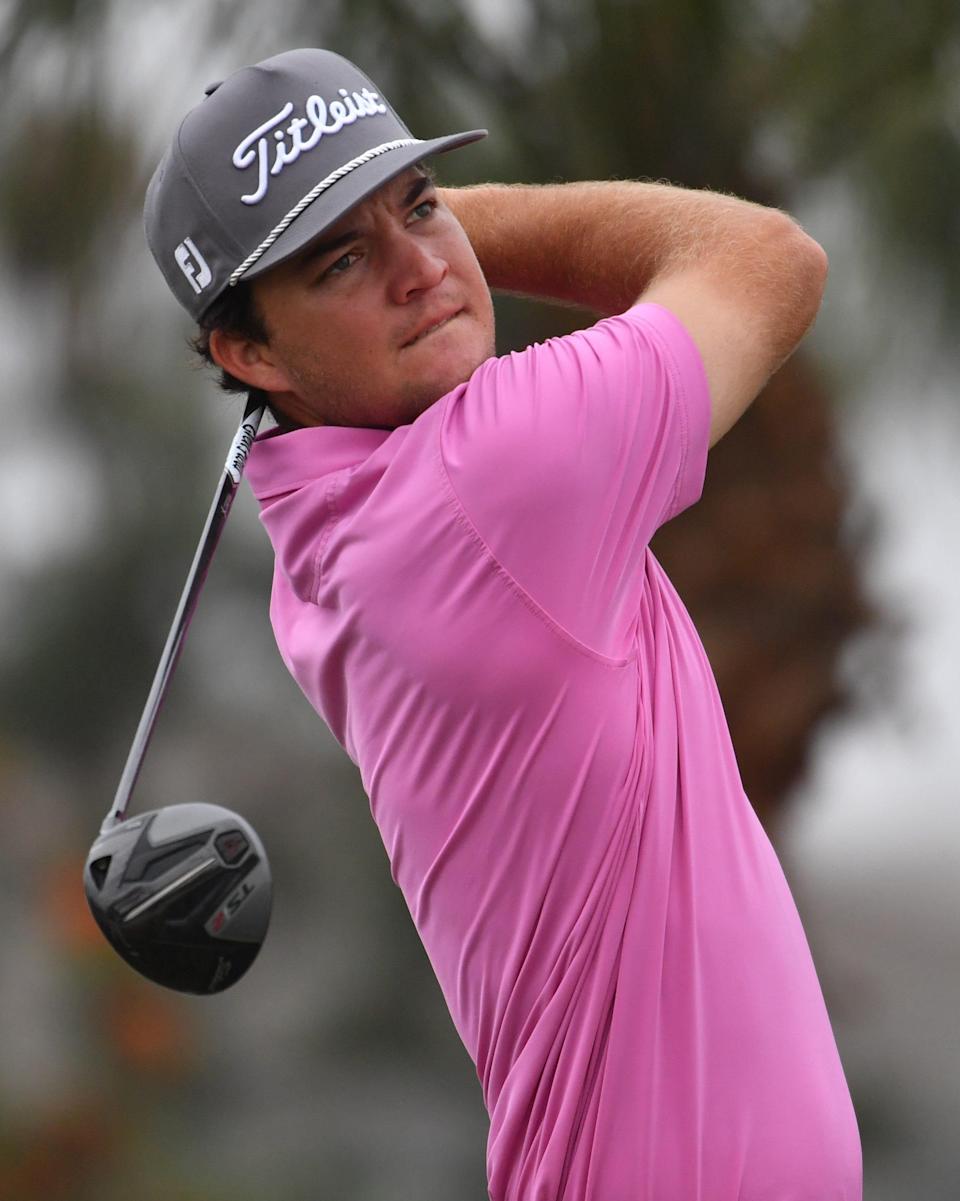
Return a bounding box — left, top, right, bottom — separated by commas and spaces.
439, 181, 828, 449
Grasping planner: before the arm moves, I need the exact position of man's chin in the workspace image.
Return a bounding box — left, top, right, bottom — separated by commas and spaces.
391, 359, 473, 419
395, 388, 448, 427
401, 364, 482, 423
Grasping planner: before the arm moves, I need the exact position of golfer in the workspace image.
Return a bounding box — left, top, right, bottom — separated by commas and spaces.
146, 47, 862, 1201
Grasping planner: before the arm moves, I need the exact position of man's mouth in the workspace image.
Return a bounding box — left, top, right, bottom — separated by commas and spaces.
402, 309, 462, 348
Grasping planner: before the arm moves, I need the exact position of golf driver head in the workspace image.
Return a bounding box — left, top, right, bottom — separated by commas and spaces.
83, 803, 272, 995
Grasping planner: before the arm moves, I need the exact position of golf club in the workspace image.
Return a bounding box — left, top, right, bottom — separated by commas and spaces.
84, 396, 273, 995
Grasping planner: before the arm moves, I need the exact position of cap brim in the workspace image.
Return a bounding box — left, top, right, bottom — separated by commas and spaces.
238, 129, 487, 283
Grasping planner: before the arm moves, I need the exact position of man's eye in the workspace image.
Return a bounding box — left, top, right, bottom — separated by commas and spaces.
322, 251, 359, 279
410, 199, 436, 222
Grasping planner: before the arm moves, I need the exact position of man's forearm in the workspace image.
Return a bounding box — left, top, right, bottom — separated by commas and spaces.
440, 180, 800, 318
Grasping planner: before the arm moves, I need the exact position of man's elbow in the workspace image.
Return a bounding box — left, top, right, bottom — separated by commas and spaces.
786, 220, 829, 332
756, 215, 828, 360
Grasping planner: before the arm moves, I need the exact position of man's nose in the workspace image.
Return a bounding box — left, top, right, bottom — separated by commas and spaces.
387, 229, 448, 302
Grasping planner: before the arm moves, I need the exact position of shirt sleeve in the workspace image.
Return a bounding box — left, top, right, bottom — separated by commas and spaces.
438, 302, 711, 660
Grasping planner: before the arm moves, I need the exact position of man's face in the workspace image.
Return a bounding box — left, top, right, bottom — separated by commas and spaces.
248, 167, 495, 429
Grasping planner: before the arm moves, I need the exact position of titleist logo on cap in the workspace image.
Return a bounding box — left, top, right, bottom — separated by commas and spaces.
233, 86, 389, 205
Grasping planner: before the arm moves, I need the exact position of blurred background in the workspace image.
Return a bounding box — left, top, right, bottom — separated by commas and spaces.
1, 1, 958, 1198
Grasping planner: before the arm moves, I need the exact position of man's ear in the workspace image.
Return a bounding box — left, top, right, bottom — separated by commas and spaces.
208, 327, 292, 394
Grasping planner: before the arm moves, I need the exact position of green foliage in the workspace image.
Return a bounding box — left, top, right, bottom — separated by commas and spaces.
0, 107, 138, 287
771, 0, 960, 318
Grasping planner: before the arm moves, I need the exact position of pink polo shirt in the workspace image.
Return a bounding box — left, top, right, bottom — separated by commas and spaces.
245, 303, 862, 1201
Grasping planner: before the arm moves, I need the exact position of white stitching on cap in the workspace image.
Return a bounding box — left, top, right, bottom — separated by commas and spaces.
228, 137, 422, 285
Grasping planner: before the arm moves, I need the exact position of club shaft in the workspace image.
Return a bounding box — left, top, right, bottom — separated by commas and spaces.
103, 401, 265, 833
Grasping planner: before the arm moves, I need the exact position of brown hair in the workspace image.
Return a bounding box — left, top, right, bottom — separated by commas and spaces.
191, 282, 288, 425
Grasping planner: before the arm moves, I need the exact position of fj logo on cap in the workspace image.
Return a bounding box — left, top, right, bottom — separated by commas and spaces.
174, 238, 212, 294
233, 86, 388, 205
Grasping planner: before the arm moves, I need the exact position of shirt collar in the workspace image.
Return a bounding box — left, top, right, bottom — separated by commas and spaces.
245, 424, 393, 500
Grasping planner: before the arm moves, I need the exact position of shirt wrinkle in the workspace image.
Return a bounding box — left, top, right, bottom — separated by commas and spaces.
247, 302, 862, 1201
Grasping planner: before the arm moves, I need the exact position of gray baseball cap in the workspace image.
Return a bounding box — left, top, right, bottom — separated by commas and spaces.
145, 47, 486, 321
